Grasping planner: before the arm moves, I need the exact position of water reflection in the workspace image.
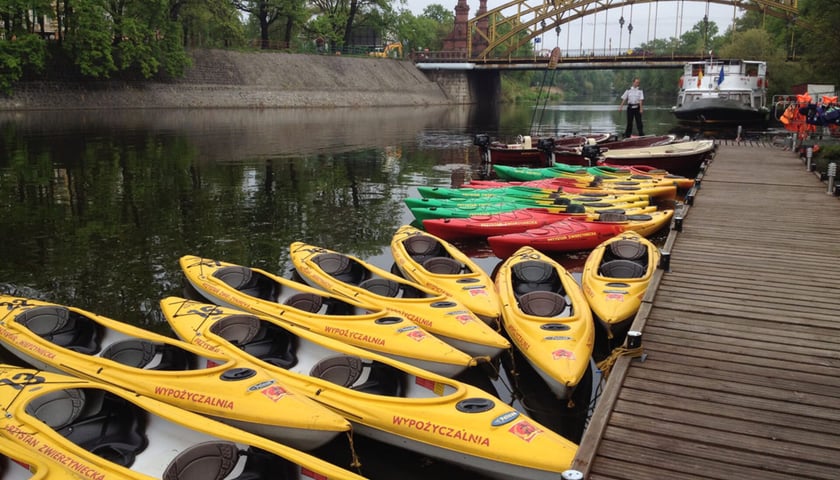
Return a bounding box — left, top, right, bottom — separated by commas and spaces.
0, 103, 726, 478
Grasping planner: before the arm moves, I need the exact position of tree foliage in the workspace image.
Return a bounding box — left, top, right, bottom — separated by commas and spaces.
0, 0, 835, 99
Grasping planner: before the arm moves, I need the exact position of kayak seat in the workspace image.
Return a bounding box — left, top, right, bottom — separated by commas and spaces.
100, 339, 158, 368
209, 314, 261, 344
25, 388, 87, 429
283, 292, 324, 314
403, 235, 442, 263
16, 306, 102, 355
359, 278, 401, 297
511, 260, 563, 295
309, 355, 364, 387
422, 256, 462, 275
600, 259, 646, 279
100, 340, 195, 371
58, 391, 148, 468
609, 240, 647, 260
162, 441, 241, 480
313, 253, 368, 285
233, 447, 295, 480
598, 212, 628, 222
214, 267, 278, 302
239, 322, 297, 369
310, 355, 402, 397
518, 291, 567, 317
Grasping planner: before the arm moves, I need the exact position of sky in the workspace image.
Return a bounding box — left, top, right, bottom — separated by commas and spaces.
401, 0, 745, 53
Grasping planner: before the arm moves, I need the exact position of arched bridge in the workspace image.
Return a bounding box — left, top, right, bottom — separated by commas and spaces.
420, 0, 801, 62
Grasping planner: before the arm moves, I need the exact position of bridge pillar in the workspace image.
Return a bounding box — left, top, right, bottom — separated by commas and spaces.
423, 70, 500, 104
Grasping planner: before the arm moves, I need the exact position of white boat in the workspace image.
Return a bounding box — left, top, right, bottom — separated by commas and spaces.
672, 58, 769, 127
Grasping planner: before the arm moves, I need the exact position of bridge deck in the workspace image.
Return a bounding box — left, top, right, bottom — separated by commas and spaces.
572, 142, 840, 479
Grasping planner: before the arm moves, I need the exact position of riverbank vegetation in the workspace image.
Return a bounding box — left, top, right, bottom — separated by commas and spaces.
0, 0, 837, 98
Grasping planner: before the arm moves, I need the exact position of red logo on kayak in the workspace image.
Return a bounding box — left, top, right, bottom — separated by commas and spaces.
262, 385, 288, 402
552, 349, 576, 360
406, 329, 427, 341
509, 419, 542, 442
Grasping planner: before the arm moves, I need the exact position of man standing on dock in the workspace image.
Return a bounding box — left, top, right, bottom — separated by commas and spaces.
619, 78, 645, 137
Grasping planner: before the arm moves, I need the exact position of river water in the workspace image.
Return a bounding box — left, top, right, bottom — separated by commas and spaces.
0, 102, 701, 479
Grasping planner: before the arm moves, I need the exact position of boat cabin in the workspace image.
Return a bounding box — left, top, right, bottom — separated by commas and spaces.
675, 59, 767, 111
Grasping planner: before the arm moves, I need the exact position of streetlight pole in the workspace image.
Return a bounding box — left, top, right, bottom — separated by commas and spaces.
618, 15, 625, 53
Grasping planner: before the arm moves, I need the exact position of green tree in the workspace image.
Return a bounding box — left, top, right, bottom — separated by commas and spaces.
234, 1, 284, 49
798, 0, 840, 86
0, 34, 46, 93
175, 0, 245, 48
63, 0, 117, 78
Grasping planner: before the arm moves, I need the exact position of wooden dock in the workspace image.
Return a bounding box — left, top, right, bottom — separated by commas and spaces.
572, 141, 840, 479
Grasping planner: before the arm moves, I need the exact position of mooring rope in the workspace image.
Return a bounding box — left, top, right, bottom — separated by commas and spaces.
596, 345, 645, 379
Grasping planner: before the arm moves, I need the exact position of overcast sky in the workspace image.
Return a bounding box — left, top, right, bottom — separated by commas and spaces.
401, 0, 745, 53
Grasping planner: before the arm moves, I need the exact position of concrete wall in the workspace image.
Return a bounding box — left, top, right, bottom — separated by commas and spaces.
0, 49, 462, 110
422, 70, 500, 105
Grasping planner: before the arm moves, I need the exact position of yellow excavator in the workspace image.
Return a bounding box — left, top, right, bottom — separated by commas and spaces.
369, 42, 403, 59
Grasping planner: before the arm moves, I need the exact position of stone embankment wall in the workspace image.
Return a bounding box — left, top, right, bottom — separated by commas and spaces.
0, 49, 458, 110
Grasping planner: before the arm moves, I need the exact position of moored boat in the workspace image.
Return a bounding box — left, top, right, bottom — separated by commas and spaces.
581, 231, 662, 339
389, 224, 502, 325
289, 242, 511, 359
161, 297, 580, 480
0, 295, 350, 451
494, 246, 595, 400
672, 58, 769, 127
179, 255, 475, 377
420, 205, 658, 241
0, 365, 367, 480
553, 134, 678, 165
474, 133, 613, 168
487, 209, 674, 259
408, 197, 650, 223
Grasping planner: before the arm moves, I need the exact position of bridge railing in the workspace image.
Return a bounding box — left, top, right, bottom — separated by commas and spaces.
412, 47, 694, 64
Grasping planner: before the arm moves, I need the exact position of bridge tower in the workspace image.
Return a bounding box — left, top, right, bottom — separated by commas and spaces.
442, 0, 470, 54
442, 0, 488, 56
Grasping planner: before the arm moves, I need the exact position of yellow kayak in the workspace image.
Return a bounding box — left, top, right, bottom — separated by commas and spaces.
390, 224, 502, 326
180, 255, 475, 377
0, 365, 367, 480
495, 247, 595, 400
161, 296, 579, 480
0, 433, 65, 479
289, 242, 511, 359
0, 295, 350, 450
581, 230, 662, 338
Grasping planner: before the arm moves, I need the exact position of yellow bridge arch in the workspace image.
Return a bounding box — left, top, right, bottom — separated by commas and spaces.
466, 0, 800, 59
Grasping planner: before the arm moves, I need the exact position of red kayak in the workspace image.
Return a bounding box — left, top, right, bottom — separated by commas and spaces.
421, 208, 591, 241
487, 210, 674, 258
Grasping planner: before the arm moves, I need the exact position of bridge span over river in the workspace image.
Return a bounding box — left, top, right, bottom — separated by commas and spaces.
414, 0, 801, 103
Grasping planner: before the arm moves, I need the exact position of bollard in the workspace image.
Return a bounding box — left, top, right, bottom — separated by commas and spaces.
673, 215, 683, 232
626, 331, 642, 349
561, 470, 585, 480
806, 147, 813, 171
660, 251, 671, 271
828, 163, 837, 195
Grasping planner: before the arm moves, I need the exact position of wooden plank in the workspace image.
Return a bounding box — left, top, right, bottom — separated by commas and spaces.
574, 144, 840, 479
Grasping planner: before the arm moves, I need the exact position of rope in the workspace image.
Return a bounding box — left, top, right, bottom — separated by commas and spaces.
345, 430, 363, 470
502, 348, 524, 406
596, 345, 645, 380
530, 70, 550, 131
